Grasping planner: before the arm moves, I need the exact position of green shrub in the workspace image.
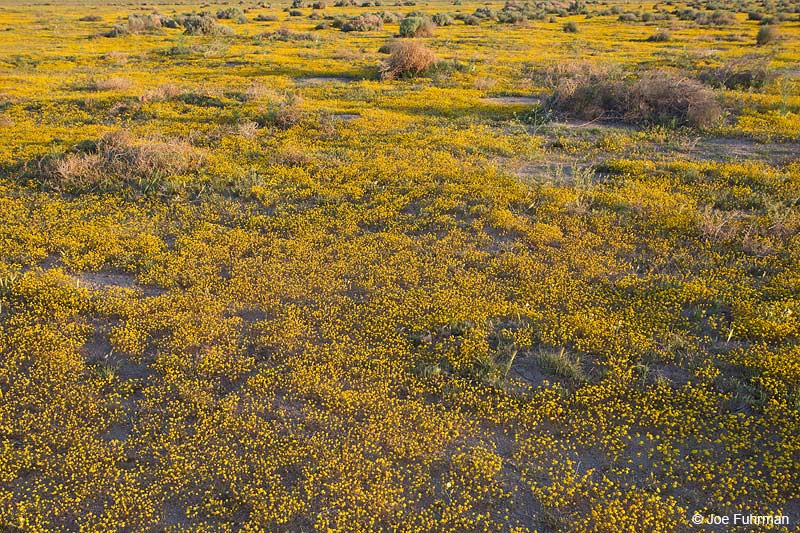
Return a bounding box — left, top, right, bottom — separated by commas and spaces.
180, 14, 232, 35
399, 16, 435, 37
647, 29, 671, 41
431, 13, 454, 26
756, 25, 779, 45
341, 13, 383, 31
563, 21, 578, 32
216, 7, 247, 23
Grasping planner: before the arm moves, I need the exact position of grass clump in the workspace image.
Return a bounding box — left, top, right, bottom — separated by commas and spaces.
379, 39, 436, 80
256, 94, 305, 130
534, 346, 587, 384
40, 130, 204, 193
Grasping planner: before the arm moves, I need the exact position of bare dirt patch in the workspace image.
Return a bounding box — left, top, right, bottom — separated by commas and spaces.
690, 137, 800, 165
76, 271, 165, 296
482, 96, 541, 106
295, 76, 353, 87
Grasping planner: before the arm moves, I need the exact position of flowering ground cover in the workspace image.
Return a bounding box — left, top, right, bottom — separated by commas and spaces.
0, 0, 798, 530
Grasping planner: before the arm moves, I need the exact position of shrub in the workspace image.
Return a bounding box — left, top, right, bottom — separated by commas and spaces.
379, 39, 436, 80
647, 29, 671, 41
547, 64, 721, 127
431, 13, 453, 26
341, 13, 383, 31
254, 13, 279, 21
699, 55, 774, 89
260, 27, 319, 41
378, 40, 400, 53
79, 15, 103, 22
756, 25, 778, 45
399, 16, 435, 37
563, 21, 578, 32
216, 7, 247, 23
180, 14, 232, 35
104, 13, 172, 36
472, 7, 495, 19
312, 1, 326, 8
628, 70, 721, 127
464, 15, 481, 25
378, 11, 402, 23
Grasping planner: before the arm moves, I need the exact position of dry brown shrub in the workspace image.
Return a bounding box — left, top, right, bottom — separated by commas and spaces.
546, 63, 722, 128
48, 130, 204, 191
627, 70, 722, 128
379, 40, 436, 80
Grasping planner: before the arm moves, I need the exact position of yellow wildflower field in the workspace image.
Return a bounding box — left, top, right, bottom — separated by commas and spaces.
0, 0, 798, 530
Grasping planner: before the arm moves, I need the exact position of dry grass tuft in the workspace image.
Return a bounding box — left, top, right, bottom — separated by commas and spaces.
140, 83, 182, 103
45, 130, 204, 192
85, 76, 134, 91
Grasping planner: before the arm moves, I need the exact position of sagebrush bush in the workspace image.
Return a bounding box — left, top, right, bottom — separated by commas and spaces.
399, 16, 435, 37
104, 13, 171, 36
180, 14, 232, 35
216, 7, 247, 23
756, 25, 779, 45
379, 40, 436, 80
647, 29, 671, 41
341, 13, 383, 31
563, 21, 578, 32
432, 13, 454, 26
